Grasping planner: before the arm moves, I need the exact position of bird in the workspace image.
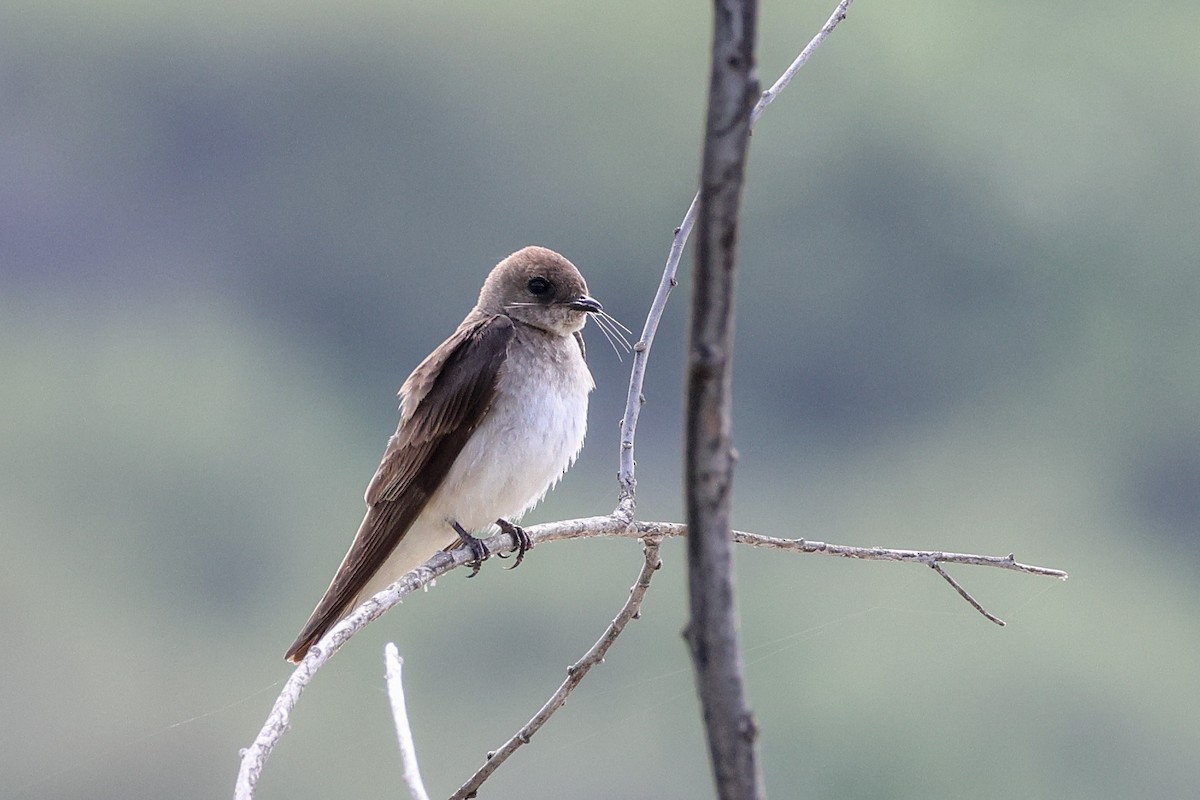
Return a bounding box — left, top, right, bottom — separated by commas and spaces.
285, 246, 605, 663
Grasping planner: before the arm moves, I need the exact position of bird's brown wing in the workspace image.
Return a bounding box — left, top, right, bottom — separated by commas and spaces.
284, 314, 515, 662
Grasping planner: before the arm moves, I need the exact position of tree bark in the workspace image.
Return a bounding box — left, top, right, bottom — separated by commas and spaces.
684, 1, 764, 799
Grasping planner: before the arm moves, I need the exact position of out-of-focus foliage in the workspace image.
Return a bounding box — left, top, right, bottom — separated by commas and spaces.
3, 2, 1198, 798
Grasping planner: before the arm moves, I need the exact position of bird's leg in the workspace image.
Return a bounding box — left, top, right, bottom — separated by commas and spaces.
494, 518, 532, 570
451, 521, 490, 578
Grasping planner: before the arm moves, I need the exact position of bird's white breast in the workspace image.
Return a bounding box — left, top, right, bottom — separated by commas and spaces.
426, 326, 594, 532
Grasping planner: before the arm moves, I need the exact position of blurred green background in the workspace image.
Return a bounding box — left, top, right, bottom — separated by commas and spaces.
4, 1, 1198, 798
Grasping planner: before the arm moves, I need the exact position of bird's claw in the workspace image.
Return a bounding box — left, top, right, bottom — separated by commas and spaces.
452, 521, 490, 578
494, 518, 532, 570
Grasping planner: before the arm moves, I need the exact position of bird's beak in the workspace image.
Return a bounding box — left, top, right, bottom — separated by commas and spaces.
567, 295, 603, 314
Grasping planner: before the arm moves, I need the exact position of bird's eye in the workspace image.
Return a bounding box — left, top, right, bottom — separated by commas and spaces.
527, 277, 551, 295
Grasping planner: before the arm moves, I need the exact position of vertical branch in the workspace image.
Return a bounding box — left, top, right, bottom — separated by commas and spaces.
615, 195, 696, 520
684, 2, 763, 800
616, 0, 855, 523
384, 644, 431, 800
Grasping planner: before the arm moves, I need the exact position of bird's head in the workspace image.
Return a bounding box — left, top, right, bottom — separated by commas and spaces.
479, 245, 601, 335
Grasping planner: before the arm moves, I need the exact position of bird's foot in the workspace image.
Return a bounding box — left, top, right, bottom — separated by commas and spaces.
451, 521, 490, 578
494, 518, 532, 570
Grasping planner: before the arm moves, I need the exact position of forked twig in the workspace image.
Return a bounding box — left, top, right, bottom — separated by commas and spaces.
234, 517, 1067, 798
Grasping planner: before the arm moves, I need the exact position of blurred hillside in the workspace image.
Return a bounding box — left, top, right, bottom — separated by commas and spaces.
3, 2, 1198, 799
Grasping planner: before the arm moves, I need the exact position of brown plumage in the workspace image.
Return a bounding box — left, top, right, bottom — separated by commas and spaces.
285, 246, 600, 663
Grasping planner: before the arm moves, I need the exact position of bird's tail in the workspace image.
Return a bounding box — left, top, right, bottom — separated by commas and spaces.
284, 510, 459, 664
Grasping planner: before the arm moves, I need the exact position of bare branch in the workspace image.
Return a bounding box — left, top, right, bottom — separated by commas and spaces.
234, 517, 1066, 798
617, 0, 855, 521
752, 0, 854, 123
384, 644, 431, 800
616, 195, 695, 519
450, 538, 663, 800
713, 530, 1069, 580
234, 551, 469, 800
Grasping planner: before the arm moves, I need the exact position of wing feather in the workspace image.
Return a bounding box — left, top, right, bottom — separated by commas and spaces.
284, 314, 514, 662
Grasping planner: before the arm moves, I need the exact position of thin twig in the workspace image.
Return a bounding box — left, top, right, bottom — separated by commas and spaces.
929, 563, 1006, 626
713, 530, 1069, 580
450, 538, 664, 800
617, 199, 697, 519
384, 644, 431, 800
752, 0, 854, 123
616, 0, 855, 521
